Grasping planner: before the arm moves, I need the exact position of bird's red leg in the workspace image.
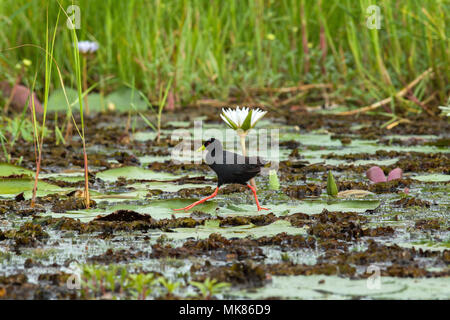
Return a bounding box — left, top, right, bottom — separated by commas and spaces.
247, 184, 269, 211
173, 187, 219, 212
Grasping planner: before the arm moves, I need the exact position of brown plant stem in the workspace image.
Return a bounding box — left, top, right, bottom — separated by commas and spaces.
338, 68, 433, 116
64, 118, 73, 143
30, 95, 40, 208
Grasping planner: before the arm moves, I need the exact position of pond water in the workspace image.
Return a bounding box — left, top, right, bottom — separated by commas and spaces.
0, 112, 448, 299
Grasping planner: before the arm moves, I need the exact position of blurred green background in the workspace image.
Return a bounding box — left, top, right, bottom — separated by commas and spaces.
0, 0, 448, 109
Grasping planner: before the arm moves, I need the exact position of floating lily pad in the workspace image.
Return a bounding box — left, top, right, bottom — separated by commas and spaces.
324, 158, 400, 167
412, 174, 450, 182
230, 275, 450, 299
47, 88, 78, 112
166, 121, 191, 128
132, 131, 158, 142
216, 199, 381, 217
397, 242, 450, 252
128, 182, 215, 193
43, 198, 217, 222
0, 163, 34, 177
47, 88, 104, 112
95, 166, 193, 182
166, 220, 308, 241
104, 88, 147, 112
0, 178, 65, 198
337, 189, 374, 198
40, 172, 85, 183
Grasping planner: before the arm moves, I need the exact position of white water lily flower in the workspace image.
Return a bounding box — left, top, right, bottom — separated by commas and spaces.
77, 41, 99, 54
221, 106, 267, 131
438, 106, 450, 117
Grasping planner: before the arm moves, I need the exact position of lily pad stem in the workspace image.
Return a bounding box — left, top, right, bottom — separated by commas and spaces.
238, 130, 257, 190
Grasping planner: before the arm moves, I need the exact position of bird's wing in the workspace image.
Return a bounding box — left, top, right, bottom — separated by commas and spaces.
221, 151, 266, 166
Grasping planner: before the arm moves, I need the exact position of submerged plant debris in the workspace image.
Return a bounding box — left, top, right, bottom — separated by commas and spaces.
0, 111, 449, 300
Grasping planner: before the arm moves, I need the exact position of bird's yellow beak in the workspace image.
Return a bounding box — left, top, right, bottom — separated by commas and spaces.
196, 145, 206, 152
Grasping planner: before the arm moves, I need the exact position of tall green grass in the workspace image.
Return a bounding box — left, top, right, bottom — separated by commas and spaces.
30, 7, 59, 206
64, 2, 91, 208
0, 0, 448, 109
0, 3, 92, 207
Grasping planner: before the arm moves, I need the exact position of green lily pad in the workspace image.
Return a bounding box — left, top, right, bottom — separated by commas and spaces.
47, 89, 106, 112
230, 275, 450, 299
397, 242, 450, 252
132, 131, 158, 142
105, 88, 147, 112
95, 166, 193, 182
86, 93, 103, 112
43, 198, 217, 222
166, 121, 191, 128
0, 178, 65, 198
128, 182, 215, 193
216, 199, 380, 217
47, 88, 78, 112
166, 220, 307, 241
412, 174, 450, 182
0, 163, 34, 177
40, 172, 85, 182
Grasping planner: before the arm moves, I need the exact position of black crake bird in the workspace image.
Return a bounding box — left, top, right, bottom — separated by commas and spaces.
174, 138, 269, 212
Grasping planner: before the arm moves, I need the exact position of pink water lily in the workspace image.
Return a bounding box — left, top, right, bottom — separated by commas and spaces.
366, 166, 402, 183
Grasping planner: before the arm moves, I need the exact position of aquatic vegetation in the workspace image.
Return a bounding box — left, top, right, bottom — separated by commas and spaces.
2, 1, 448, 109
220, 106, 267, 156
0, 2, 449, 301
128, 273, 156, 300
66, 7, 91, 209
77, 41, 99, 54
326, 171, 338, 197
190, 278, 230, 299
438, 97, 450, 117
366, 166, 403, 183
268, 170, 280, 191
439, 107, 450, 117
80, 264, 162, 299
29, 11, 59, 208
220, 107, 267, 132
158, 277, 181, 298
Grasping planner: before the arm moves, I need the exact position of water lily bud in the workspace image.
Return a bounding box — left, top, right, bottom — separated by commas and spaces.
327, 171, 338, 197
269, 170, 280, 191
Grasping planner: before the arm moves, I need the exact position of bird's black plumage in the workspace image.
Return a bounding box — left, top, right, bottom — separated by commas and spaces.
173, 137, 269, 212
204, 138, 266, 186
